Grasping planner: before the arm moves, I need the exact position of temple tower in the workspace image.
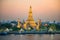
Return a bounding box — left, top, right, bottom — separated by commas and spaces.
25, 6, 36, 28
17, 18, 21, 28
36, 18, 41, 31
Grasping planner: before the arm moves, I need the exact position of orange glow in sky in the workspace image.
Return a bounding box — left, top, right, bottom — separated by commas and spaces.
0, 0, 60, 22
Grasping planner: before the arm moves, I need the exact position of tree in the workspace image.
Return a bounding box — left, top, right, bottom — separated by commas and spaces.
2, 23, 12, 29
49, 24, 56, 31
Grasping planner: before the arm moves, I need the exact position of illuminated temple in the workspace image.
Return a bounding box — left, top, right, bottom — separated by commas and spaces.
17, 6, 41, 30
17, 18, 21, 28
24, 6, 37, 29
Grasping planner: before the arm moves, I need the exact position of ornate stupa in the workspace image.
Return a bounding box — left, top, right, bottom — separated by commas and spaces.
36, 18, 41, 31
17, 18, 21, 28
24, 6, 37, 29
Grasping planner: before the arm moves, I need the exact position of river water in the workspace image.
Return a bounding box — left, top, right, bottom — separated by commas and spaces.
0, 34, 60, 40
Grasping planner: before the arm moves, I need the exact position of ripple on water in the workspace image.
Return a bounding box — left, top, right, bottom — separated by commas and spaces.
0, 34, 60, 40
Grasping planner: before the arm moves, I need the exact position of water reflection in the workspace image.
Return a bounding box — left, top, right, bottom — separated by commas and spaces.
51, 35, 54, 40
0, 34, 60, 40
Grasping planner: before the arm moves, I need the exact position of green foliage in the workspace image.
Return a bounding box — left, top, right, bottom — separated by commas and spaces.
49, 24, 56, 31
1, 23, 12, 29
55, 24, 60, 31
12, 26, 20, 31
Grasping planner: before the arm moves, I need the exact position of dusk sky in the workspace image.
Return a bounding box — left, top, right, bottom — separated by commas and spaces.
0, 0, 60, 22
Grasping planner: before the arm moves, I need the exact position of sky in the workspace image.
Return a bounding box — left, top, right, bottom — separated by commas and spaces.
0, 0, 60, 22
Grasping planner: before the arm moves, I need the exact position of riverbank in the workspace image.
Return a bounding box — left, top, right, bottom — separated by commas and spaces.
0, 31, 60, 35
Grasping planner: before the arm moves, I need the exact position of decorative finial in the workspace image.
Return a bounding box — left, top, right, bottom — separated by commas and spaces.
30, 5, 32, 8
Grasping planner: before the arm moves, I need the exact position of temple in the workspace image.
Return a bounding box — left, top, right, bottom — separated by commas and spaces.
17, 18, 21, 28
24, 6, 37, 29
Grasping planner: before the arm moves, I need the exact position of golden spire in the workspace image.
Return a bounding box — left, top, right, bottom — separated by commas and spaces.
25, 5, 37, 28
36, 18, 41, 31
17, 18, 21, 28
29, 5, 32, 13
27, 6, 34, 21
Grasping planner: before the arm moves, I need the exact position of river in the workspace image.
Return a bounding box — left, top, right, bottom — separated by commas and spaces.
0, 34, 60, 40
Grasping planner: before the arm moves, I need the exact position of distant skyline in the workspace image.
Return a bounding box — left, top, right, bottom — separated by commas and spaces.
0, 0, 60, 22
